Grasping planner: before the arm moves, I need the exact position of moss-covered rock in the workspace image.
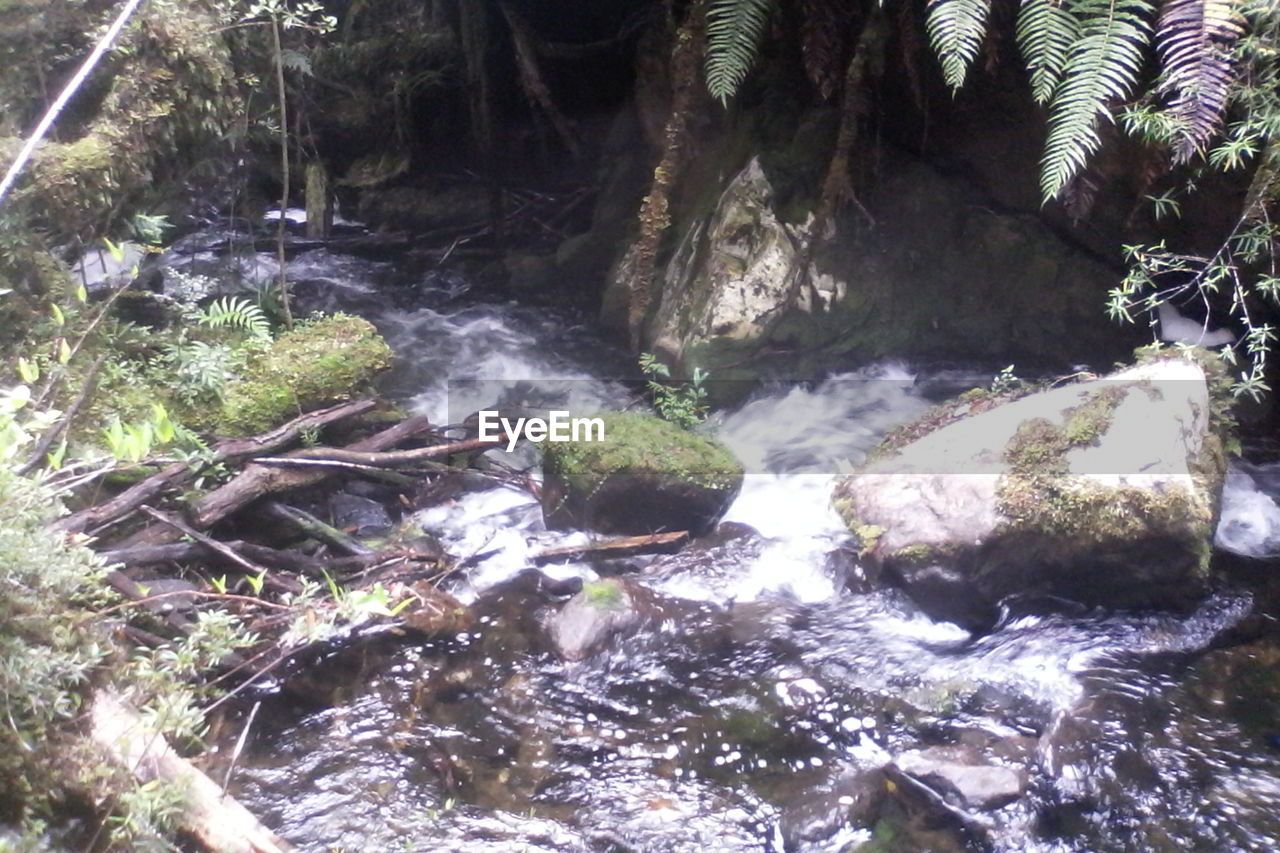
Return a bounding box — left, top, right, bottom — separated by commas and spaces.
541, 412, 743, 535
3, 0, 239, 243
213, 314, 393, 435
832, 353, 1233, 628
626, 143, 1142, 385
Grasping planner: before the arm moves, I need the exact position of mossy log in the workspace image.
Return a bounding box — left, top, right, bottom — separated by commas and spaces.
89, 690, 295, 853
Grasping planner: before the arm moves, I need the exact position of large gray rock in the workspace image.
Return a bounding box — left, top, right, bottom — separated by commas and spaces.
833, 355, 1231, 628
648, 157, 812, 363
617, 145, 1140, 384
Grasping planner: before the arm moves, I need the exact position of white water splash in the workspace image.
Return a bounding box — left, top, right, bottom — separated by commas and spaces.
1215, 464, 1280, 558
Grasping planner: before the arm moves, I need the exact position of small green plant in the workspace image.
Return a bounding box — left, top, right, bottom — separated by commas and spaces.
199, 296, 271, 341
162, 339, 238, 402
298, 423, 322, 447
282, 573, 410, 645
101, 403, 179, 463
639, 353, 709, 429
0, 384, 61, 463
990, 365, 1023, 394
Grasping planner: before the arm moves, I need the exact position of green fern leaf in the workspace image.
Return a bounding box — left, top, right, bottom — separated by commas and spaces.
1040, 0, 1155, 200
201, 296, 271, 340
1017, 0, 1082, 103
925, 0, 994, 90
705, 0, 775, 103
1156, 0, 1245, 163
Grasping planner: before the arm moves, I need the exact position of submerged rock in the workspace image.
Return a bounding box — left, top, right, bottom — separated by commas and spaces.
833, 354, 1231, 628
549, 578, 649, 662
893, 746, 1026, 810
541, 412, 743, 535
393, 580, 472, 636
330, 492, 394, 538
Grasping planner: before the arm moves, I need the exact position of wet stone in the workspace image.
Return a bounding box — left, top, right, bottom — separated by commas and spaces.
778, 765, 889, 849
549, 577, 646, 662
893, 745, 1027, 810
330, 491, 394, 537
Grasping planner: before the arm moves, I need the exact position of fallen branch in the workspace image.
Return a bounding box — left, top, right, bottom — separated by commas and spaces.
262, 501, 372, 557
531, 530, 688, 564
89, 689, 296, 853
255, 433, 505, 469
117, 416, 435, 549
57, 399, 379, 536
243, 456, 418, 485
139, 506, 268, 577
101, 540, 387, 579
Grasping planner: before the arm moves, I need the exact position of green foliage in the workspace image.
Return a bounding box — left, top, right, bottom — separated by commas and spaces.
1155, 0, 1245, 163
198, 296, 271, 341
1016, 0, 1081, 104
639, 352, 709, 429
705, 0, 774, 103
990, 364, 1024, 394
925, 0, 993, 90
161, 339, 239, 402
280, 572, 408, 646
0, 467, 108, 836
1039, 0, 1154, 200
101, 403, 187, 463
1109, 242, 1275, 400
244, 0, 337, 33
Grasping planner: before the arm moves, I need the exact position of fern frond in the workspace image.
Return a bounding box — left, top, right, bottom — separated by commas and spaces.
200, 296, 271, 340
1040, 0, 1155, 200
705, 0, 774, 103
1156, 0, 1245, 163
1017, 0, 1081, 103
925, 0, 994, 89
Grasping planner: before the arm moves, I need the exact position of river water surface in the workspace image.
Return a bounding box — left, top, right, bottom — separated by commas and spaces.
191, 240, 1280, 852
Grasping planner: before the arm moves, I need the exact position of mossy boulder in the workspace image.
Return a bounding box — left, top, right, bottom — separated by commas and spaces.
541, 412, 744, 535
627, 145, 1141, 385
832, 353, 1233, 629
213, 314, 393, 435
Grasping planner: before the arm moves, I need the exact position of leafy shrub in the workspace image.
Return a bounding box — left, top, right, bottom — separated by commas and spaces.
0, 467, 110, 837
638, 353, 709, 429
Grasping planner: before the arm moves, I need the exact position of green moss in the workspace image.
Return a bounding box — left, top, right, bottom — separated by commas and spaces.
885, 542, 964, 568
543, 412, 743, 495
214, 314, 393, 436
995, 381, 1217, 553
868, 382, 1042, 463
582, 579, 628, 610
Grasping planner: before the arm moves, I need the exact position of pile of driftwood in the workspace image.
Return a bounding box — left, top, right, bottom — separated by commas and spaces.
60, 400, 507, 852
56, 402, 529, 640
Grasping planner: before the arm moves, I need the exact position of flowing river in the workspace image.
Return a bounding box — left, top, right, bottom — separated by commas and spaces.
185, 237, 1280, 852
